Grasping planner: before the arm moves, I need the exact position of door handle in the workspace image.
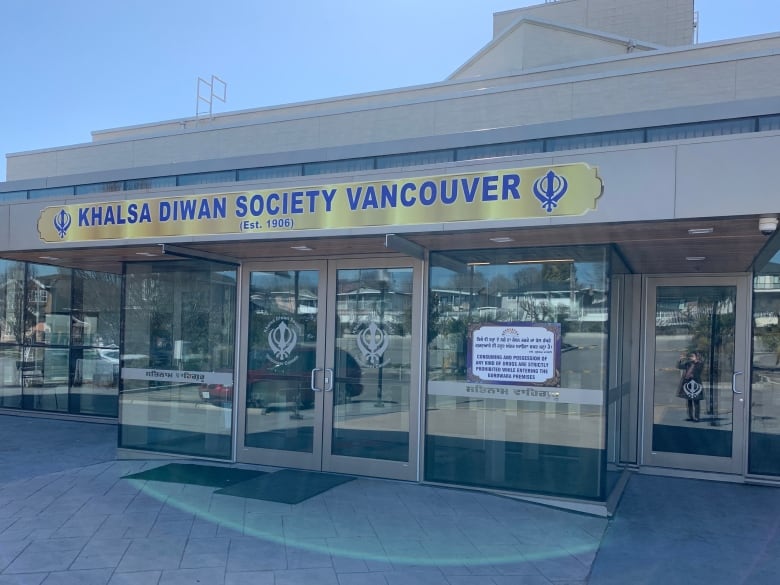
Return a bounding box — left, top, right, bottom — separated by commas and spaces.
732, 370, 744, 395
310, 368, 323, 392
323, 368, 334, 392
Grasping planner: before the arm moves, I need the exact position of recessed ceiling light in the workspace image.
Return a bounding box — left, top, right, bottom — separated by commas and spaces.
686, 256, 706, 261
38, 256, 59, 261
291, 245, 312, 251
135, 252, 158, 257
688, 228, 714, 235
467, 262, 490, 266
489, 237, 514, 243
508, 258, 575, 265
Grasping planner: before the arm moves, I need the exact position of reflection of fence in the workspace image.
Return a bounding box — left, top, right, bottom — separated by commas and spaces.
656, 311, 691, 328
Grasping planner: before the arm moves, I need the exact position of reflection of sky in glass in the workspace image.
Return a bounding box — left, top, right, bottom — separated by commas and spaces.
338, 268, 413, 293
431, 261, 606, 292
251, 270, 319, 290
759, 249, 780, 273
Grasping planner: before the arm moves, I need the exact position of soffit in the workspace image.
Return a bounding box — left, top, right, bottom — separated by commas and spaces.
0, 217, 770, 276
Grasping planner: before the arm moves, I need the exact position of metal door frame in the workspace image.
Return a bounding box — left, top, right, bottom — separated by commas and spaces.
641, 274, 751, 475
235, 257, 423, 482
235, 259, 329, 471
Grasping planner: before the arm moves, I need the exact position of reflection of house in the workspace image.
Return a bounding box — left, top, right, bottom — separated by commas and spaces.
503, 289, 608, 322
250, 290, 318, 315
433, 286, 608, 322
336, 286, 411, 332
754, 276, 780, 327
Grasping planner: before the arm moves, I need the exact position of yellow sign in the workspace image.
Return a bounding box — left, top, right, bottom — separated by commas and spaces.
38, 163, 602, 243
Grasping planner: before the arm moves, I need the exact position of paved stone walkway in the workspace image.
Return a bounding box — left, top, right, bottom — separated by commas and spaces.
3, 415, 780, 584
0, 415, 603, 585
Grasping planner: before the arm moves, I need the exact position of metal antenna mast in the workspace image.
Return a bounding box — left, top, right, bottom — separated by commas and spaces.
196, 75, 227, 123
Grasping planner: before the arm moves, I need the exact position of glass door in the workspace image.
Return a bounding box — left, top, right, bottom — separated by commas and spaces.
236, 259, 421, 481
642, 275, 750, 474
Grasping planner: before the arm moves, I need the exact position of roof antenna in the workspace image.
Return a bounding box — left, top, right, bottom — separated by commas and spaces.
195, 75, 227, 124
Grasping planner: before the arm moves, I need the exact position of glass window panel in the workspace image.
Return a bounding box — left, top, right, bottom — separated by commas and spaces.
238, 165, 303, 181
75, 182, 124, 195
72, 271, 122, 348
651, 286, 736, 457
376, 151, 454, 169
28, 186, 74, 200
24, 265, 72, 346
547, 130, 644, 152
426, 246, 609, 499
332, 267, 413, 461
647, 119, 755, 142
124, 176, 177, 191
750, 271, 780, 475
759, 115, 780, 132
19, 346, 69, 412
456, 141, 544, 161
304, 159, 374, 175
0, 260, 26, 344
0, 345, 23, 409
69, 270, 122, 417
177, 170, 236, 186
0, 191, 28, 202
244, 270, 320, 452
120, 260, 237, 458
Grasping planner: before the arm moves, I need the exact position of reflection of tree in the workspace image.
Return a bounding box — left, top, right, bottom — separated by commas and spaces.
754, 289, 780, 364
0, 261, 26, 343
687, 299, 735, 362
75, 270, 123, 345
542, 262, 576, 284
123, 265, 236, 371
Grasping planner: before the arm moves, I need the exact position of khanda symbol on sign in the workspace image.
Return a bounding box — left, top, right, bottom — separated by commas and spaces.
533, 170, 569, 213
53, 209, 72, 238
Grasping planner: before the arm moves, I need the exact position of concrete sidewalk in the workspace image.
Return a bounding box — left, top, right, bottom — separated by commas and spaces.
1, 414, 779, 584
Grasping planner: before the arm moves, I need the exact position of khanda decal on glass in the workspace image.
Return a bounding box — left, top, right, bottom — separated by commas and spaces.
356, 322, 389, 368
533, 170, 569, 213
267, 317, 299, 365
53, 209, 72, 238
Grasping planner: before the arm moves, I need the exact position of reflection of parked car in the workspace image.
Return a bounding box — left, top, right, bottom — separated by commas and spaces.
199, 348, 363, 409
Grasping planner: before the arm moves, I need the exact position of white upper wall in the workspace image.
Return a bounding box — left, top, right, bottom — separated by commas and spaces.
494, 0, 695, 47
449, 18, 659, 81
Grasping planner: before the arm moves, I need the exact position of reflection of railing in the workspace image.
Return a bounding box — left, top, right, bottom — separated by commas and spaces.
656, 311, 691, 327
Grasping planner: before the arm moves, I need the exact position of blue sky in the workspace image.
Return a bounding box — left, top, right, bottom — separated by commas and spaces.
1, 0, 779, 182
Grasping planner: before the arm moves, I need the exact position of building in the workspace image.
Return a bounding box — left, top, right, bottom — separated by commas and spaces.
1, 0, 779, 514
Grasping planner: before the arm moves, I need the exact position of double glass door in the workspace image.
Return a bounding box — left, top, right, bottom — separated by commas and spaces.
236, 259, 420, 480
643, 275, 750, 474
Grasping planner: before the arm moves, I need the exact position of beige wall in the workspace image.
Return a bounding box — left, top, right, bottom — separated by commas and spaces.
494, 0, 694, 46
7, 45, 780, 182
4, 131, 779, 253
451, 21, 646, 80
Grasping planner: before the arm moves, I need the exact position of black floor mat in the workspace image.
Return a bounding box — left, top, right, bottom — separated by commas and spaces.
123, 463, 267, 488
215, 469, 355, 504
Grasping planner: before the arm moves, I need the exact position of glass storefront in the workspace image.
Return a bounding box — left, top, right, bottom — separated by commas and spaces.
4, 239, 780, 497
0, 260, 121, 416
750, 259, 780, 476
119, 260, 237, 459
425, 246, 610, 499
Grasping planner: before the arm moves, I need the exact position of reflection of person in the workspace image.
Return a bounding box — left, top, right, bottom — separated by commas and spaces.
151, 333, 172, 367
677, 351, 705, 422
